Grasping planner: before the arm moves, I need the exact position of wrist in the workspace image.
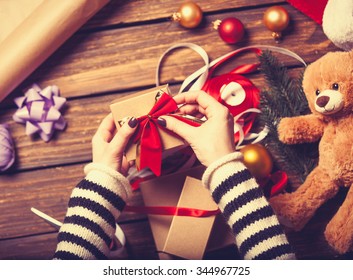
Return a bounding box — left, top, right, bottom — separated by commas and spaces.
202, 152, 245, 191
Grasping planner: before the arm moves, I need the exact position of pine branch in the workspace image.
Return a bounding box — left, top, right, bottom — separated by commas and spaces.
258, 51, 318, 188
259, 51, 300, 117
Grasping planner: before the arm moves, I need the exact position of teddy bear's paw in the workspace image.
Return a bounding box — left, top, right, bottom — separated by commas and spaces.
325, 224, 353, 254
277, 118, 299, 144
269, 194, 309, 231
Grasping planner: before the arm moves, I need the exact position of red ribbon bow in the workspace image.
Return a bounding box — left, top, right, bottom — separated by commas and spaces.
132, 92, 199, 176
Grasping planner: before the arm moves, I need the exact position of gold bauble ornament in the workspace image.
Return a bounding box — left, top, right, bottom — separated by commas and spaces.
240, 144, 273, 180
263, 6, 290, 41
172, 2, 203, 28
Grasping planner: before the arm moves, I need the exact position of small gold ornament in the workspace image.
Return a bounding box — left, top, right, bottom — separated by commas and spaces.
240, 144, 273, 179
172, 1, 203, 28
263, 6, 290, 41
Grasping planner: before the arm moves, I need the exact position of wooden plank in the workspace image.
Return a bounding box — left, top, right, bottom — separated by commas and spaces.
84, 0, 286, 29
0, 220, 158, 260
0, 163, 146, 239
6, 4, 337, 102
0, 69, 304, 171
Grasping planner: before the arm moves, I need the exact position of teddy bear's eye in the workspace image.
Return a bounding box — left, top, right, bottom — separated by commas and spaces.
315, 89, 320, 96
332, 83, 339, 90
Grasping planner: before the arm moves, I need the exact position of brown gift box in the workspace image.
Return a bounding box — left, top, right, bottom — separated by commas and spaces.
139, 166, 235, 260
110, 85, 187, 165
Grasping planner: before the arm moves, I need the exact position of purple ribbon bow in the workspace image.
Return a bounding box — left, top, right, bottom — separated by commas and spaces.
13, 84, 67, 142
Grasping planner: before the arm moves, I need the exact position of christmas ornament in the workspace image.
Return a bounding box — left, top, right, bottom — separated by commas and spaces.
240, 143, 273, 180
172, 1, 203, 28
263, 6, 290, 41
13, 84, 67, 142
0, 124, 15, 172
213, 17, 245, 44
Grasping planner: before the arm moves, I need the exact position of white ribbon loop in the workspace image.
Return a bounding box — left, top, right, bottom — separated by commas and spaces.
30, 207, 126, 259
156, 44, 306, 93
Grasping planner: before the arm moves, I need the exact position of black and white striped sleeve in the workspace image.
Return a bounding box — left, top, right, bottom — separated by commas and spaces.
53, 163, 131, 260
202, 152, 296, 260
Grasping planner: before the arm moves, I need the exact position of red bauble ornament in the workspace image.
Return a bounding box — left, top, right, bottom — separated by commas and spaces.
214, 17, 245, 44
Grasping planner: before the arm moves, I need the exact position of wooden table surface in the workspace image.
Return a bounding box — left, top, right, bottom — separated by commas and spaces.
0, 0, 352, 260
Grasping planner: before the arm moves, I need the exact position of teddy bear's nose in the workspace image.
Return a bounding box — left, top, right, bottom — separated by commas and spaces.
316, 96, 330, 107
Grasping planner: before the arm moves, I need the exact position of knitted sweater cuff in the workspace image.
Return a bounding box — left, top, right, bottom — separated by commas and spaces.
84, 163, 132, 201
202, 152, 244, 191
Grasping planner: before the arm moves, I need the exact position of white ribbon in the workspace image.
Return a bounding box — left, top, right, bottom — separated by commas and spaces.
30, 207, 126, 259
156, 43, 210, 92
156, 43, 307, 93
232, 108, 269, 150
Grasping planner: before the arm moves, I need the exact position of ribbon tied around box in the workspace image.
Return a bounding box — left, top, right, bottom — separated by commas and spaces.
131, 92, 200, 177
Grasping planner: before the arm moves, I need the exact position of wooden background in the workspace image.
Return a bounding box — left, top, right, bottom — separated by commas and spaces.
0, 0, 352, 260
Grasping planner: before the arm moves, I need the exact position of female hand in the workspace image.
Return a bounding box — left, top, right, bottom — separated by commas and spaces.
92, 113, 138, 175
160, 91, 235, 167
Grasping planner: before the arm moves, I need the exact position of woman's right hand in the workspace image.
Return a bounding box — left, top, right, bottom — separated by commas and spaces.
160, 91, 236, 167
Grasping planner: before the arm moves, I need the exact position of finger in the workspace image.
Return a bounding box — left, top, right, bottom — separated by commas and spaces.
121, 157, 130, 176
177, 104, 206, 116
95, 113, 116, 142
174, 91, 224, 118
161, 115, 195, 142
109, 117, 138, 154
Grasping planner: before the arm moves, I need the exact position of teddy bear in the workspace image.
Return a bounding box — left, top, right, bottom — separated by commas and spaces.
269, 50, 353, 254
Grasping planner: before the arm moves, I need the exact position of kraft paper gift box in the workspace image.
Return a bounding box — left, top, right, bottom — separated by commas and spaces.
110, 85, 188, 174
139, 166, 235, 260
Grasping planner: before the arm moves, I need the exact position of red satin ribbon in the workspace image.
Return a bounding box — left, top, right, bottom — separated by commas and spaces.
258, 170, 288, 197
206, 47, 262, 79
201, 47, 262, 143
132, 93, 199, 176
124, 205, 220, 217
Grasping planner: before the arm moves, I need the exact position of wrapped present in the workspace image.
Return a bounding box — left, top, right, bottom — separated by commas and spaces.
110, 85, 199, 176
139, 166, 235, 260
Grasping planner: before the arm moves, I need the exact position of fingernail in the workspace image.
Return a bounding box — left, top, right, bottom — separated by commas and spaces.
157, 117, 166, 127
128, 117, 138, 128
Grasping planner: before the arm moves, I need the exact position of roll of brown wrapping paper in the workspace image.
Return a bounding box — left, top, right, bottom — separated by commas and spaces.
0, 0, 109, 103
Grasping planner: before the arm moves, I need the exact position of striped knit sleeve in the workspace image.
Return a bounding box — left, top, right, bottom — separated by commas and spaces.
53, 163, 131, 260
202, 152, 296, 260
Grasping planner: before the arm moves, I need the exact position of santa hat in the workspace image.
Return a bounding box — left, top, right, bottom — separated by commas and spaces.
287, 0, 353, 51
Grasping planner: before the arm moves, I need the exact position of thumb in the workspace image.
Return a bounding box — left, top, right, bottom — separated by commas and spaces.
110, 117, 138, 154
160, 115, 195, 142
